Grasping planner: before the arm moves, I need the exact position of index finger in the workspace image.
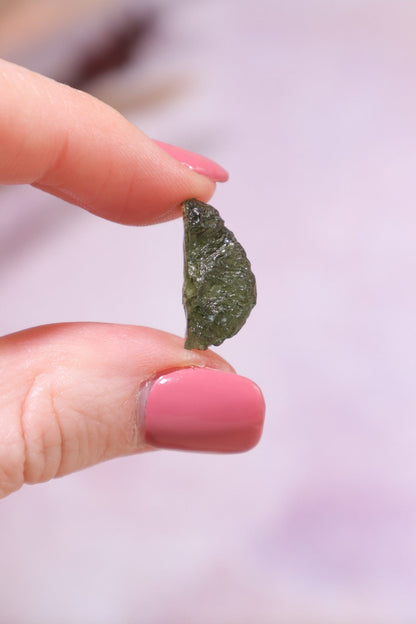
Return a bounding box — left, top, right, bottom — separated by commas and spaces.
0, 59, 226, 225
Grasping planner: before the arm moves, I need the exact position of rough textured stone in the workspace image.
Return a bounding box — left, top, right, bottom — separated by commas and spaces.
182, 198, 257, 350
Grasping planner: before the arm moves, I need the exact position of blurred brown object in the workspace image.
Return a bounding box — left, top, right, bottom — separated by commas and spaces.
0, 0, 114, 56
0, 0, 173, 115
67, 11, 157, 90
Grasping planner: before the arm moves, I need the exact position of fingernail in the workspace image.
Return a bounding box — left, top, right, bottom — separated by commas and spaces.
154, 140, 229, 182
142, 368, 265, 453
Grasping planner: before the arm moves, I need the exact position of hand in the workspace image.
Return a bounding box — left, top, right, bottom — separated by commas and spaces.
0, 59, 265, 499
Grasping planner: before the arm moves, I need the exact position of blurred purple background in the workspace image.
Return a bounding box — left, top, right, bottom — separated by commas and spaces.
1, 1, 416, 622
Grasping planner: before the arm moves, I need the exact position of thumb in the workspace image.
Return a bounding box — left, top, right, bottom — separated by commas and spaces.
0, 323, 265, 498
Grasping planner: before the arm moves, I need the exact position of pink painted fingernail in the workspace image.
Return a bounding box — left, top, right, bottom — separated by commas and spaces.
154, 140, 229, 182
143, 368, 265, 453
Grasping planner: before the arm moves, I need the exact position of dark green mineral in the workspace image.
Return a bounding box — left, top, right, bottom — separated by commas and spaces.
182, 198, 257, 350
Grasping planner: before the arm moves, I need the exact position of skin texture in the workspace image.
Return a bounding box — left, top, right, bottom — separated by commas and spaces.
0, 59, 233, 499
0, 59, 215, 224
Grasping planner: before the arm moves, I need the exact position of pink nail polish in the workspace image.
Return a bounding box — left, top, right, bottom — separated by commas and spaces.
143, 368, 265, 453
154, 140, 229, 183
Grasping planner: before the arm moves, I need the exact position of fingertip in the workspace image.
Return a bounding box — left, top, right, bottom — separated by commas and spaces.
153, 140, 229, 183
0, 59, 221, 226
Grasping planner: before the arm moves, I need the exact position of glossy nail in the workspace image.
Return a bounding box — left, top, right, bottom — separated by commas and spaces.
143, 368, 265, 453
154, 140, 229, 182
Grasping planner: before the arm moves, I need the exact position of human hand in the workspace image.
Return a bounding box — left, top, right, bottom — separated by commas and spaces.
0, 59, 265, 499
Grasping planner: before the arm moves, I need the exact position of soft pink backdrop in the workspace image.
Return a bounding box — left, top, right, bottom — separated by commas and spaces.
0, 1, 415, 622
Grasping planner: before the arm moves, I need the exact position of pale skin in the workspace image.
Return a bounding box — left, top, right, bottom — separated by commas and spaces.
0, 59, 234, 499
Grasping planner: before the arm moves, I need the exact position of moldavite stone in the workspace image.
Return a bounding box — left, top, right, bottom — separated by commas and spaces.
182, 198, 257, 350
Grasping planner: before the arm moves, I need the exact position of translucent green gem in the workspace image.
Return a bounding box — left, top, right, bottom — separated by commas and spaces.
182, 198, 257, 350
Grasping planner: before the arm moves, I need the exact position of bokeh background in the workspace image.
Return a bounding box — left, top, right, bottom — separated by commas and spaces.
1, 1, 416, 622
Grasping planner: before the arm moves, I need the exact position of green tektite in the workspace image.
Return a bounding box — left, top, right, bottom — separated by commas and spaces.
182, 199, 257, 350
